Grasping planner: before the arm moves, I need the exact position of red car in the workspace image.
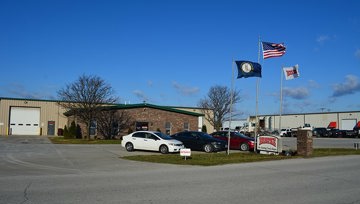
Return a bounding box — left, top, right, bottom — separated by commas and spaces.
210, 131, 255, 151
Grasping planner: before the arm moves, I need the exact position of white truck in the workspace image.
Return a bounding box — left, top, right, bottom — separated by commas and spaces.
239, 122, 256, 135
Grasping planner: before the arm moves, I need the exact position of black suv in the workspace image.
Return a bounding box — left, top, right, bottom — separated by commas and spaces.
312, 128, 329, 137
171, 131, 227, 153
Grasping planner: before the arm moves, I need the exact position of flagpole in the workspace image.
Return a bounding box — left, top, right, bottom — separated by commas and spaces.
254, 36, 261, 152
279, 65, 284, 133
227, 59, 235, 155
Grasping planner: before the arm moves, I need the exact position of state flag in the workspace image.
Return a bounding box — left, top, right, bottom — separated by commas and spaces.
235, 61, 262, 78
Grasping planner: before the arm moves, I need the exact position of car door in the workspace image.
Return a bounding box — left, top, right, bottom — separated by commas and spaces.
144, 132, 161, 151
131, 132, 146, 149
190, 132, 206, 150
177, 132, 197, 150
229, 133, 240, 149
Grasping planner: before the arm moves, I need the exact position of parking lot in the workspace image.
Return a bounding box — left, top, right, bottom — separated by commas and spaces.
1, 135, 360, 204
1, 135, 359, 177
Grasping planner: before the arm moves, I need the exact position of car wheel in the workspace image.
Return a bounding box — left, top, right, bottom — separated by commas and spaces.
240, 143, 249, 151
159, 145, 169, 154
125, 142, 134, 152
203, 144, 214, 153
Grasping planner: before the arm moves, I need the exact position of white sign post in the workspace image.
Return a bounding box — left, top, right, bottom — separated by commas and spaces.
180, 148, 191, 160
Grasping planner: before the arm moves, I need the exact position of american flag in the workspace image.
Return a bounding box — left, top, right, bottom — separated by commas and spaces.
262, 42, 286, 59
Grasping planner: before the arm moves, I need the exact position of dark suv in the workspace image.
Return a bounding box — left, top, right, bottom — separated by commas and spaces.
312, 128, 329, 137
171, 131, 227, 153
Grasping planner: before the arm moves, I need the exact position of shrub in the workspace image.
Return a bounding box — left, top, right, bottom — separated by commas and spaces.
63, 125, 70, 138
202, 125, 207, 133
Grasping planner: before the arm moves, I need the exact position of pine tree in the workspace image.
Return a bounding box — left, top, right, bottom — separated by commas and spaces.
202, 125, 207, 133
69, 121, 77, 138
63, 125, 69, 138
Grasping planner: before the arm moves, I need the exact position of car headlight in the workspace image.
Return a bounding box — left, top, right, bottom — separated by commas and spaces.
168, 143, 175, 146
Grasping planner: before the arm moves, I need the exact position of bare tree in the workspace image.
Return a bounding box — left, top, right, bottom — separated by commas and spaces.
57, 74, 118, 139
198, 85, 241, 131
96, 109, 132, 139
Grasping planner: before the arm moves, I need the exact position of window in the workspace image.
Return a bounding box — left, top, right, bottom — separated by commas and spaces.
145, 133, 158, 140
165, 122, 171, 135
133, 132, 145, 138
90, 120, 97, 136
184, 122, 189, 131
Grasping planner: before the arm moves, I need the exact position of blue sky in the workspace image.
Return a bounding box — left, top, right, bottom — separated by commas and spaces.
1, 0, 360, 118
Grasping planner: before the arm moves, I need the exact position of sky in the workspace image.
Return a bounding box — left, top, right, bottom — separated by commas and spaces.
1, 0, 360, 118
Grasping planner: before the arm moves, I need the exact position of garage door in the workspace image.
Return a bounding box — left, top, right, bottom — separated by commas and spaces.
10, 107, 40, 135
341, 119, 356, 130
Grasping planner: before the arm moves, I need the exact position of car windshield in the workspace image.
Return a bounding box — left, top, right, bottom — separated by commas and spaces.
154, 132, 173, 140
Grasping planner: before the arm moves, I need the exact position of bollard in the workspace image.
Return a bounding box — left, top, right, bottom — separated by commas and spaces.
354, 143, 359, 150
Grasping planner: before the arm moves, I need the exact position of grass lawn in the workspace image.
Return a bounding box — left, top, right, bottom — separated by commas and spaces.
122, 148, 360, 166
47, 137, 360, 166
48, 136, 121, 144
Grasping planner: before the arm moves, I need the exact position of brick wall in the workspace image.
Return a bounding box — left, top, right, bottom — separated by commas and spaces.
67, 107, 200, 138
124, 107, 199, 134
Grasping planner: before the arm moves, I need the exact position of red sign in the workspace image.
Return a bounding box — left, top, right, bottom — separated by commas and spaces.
258, 137, 277, 147
257, 135, 282, 153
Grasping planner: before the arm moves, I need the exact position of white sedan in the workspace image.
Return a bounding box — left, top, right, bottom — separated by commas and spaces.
121, 131, 184, 154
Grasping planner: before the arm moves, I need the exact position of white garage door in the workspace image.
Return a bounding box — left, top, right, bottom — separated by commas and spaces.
10, 107, 40, 135
341, 119, 356, 130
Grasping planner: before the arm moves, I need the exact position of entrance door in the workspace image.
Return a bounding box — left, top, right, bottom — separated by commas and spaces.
47, 121, 55, 135
136, 122, 149, 131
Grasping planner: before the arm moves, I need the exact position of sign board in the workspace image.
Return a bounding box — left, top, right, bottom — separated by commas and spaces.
257, 135, 282, 154
180, 148, 191, 157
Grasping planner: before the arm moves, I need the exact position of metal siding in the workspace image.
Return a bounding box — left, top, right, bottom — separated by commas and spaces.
0, 99, 68, 135
305, 113, 338, 128
260, 111, 360, 131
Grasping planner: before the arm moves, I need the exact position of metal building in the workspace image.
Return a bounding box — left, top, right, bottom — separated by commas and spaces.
0, 97, 68, 136
0, 97, 214, 136
250, 111, 360, 131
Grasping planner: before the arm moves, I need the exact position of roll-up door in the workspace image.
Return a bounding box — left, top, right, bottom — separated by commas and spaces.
9, 107, 40, 135
341, 119, 356, 130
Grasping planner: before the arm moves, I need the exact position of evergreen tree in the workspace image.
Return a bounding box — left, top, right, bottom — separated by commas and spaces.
202, 125, 207, 133
69, 121, 77, 138
63, 125, 69, 138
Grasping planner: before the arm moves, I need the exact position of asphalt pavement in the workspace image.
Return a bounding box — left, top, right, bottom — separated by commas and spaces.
1, 135, 360, 204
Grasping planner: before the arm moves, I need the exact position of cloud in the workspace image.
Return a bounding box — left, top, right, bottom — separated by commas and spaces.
283, 87, 309, 100
133, 90, 149, 102
283, 100, 312, 114
307, 80, 320, 89
316, 35, 330, 44
0, 83, 56, 99
172, 81, 199, 96
355, 49, 360, 59
332, 75, 360, 97
147, 80, 153, 87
